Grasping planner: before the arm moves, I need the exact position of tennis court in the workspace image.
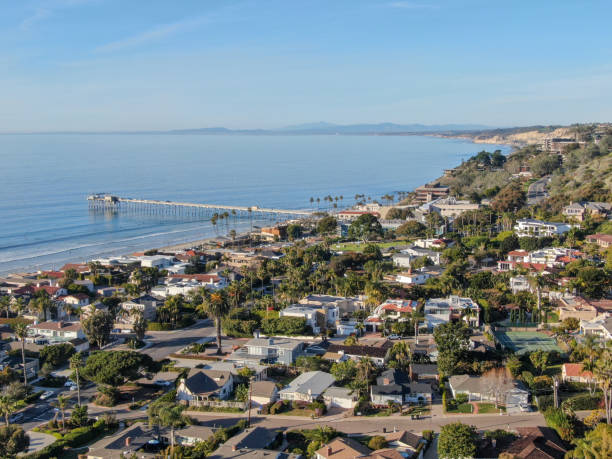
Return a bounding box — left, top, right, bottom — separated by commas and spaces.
494, 331, 561, 355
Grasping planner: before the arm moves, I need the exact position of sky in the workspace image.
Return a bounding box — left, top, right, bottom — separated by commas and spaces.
1, 0, 611, 131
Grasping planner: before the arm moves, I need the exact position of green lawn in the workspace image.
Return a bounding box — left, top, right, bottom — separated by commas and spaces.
477, 403, 505, 414
281, 408, 316, 417
446, 403, 473, 414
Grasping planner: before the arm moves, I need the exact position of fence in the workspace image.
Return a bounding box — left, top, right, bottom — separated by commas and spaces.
183, 399, 246, 410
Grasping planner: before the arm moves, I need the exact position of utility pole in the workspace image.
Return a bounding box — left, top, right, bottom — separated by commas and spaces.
247, 376, 254, 427
553, 377, 559, 408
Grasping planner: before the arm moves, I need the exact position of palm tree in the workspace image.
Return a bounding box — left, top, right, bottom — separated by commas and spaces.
593, 347, 612, 424
0, 395, 18, 426
54, 395, 68, 431
70, 353, 83, 406
0, 296, 11, 319
200, 290, 231, 355
357, 358, 375, 392
391, 341, 411, 371
149, 402, 185, 452
30, 292, 52, 321
13, 322, 29, 385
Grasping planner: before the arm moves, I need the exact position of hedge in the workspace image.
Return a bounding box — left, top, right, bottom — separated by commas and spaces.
563, 393, 602, 411
24, 420, 110, 459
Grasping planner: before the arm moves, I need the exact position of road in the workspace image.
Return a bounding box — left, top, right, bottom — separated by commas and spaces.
527, 176, 550, 205
140, 319, 215, 360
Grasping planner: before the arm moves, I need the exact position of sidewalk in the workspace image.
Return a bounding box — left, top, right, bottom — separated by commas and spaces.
22, 431, 56, 456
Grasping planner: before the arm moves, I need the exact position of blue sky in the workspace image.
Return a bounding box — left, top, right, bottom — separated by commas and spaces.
1, 0, 611, 131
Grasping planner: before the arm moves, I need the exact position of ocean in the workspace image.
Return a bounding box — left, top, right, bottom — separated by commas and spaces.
0, 134, 509, 275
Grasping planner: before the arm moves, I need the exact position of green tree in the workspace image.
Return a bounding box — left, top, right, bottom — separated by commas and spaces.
132, 312, 147, 341
0, 425, 29, 458
330, 359, 357, 385
348, 214, 383, 242
69, 353, 83, 406
148, 402, 186, 452
286, 224, 303, 241
80, 351, 154, 387
368, 436, 387, 450
567, 423, 612, 459
235, 384, 249, 403
529, 350, 549, 375
433, 322, 470, 378
317, 216, 338, 235
396, 220, 426, 238
71, 404, 88, 427
438, 422, 478, 459
53, 395, 68, 431
40, 343, 75, 368
491, 182, 526, 213
506, 355, 523, 378
0, 396, 19, 426
82, 310, 114, 348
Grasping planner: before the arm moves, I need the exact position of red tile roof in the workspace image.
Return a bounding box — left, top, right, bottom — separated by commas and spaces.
562, 363, 594, 379
40, 271, 64, 279
60, 263, 90, 273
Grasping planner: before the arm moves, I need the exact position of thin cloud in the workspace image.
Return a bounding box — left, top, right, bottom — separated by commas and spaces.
19, 0, 99, 30
95, 15, 211, 53
387, 2, 439, 9
20, 8, 51, 30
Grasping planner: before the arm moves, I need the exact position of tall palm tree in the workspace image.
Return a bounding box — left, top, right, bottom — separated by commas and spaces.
391, 341, 411, 371
13, 323, 29, 385
199, 290, 231, 355
70, 353, 83, 406
0, 296, 11, 319
357, 358, 375, 393
54, 395, 68, 431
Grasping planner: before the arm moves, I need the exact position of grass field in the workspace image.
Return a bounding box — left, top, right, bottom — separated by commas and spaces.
332, 240, 411, 252
494, 331, 561, 355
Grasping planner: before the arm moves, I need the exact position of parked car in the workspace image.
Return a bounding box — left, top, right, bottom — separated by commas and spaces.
519, 403, 533, 412
388, 334, 401, 340
69, 385, 78, 391
64, 380, 77, 387
9, 413, 24, 423
40, 391, 55, 400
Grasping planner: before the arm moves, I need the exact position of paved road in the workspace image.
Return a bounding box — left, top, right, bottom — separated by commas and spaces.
140, 319, 215, 360
527, 176, 550, 205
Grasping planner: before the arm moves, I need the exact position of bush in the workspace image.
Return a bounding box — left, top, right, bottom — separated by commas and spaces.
39, 343, 75, 368
563, 393, 602, 411
368, 436, 387, 450
543, 407, 576, 441
455, 393, 469, 404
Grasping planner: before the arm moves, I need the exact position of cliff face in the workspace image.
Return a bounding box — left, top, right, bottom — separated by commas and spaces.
469, 127, 574, 146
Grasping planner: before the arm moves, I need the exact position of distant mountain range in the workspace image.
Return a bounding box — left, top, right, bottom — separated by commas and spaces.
168, 122, 494, 135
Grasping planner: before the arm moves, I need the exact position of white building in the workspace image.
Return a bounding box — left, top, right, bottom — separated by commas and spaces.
280, 304, 338, 334
510, 275, 531, 294
424, 295, 480, 329
396, 270, 431, 285
139, 255, 176, 269
278, 371, 335, 402
514, 219, 571, 238
580, 315, 612, 341
28, 321, 86, 343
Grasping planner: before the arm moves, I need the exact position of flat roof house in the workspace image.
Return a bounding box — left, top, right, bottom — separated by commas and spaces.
233, 337, 304, 366
514, 219, 571, 238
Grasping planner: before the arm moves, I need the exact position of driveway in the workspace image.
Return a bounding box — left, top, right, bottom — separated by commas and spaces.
527, 176, 550, 205
23, 431, 57, 455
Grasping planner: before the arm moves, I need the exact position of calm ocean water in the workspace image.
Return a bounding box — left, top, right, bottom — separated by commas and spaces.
0, 134, 509, 274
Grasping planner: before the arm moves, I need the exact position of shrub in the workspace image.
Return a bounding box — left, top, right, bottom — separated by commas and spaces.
562, 393, 602, 411
543, 407, 575, 441
455, 393, 469, 404
368, 436, 387, 450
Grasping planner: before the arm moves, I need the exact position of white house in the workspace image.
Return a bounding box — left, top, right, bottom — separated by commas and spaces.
322, 386, 358, 409
120, 294, 161, 321
278, 371, 335, 402
396, 270, 431, 285
448, 374, 529, 408
424, 295, 480, 329
514, 219, 571, 238
250, 381, 279, 407
510, 275, 531, 294
72, 279, 95, 292
139, 255, 176, 269
28, 321, 86, 343
57, 293, 90, 307
580, 315, 612, 341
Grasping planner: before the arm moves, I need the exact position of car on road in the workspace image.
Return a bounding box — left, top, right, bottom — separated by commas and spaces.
519, 403, 533, 412
40, 391, 55, 400
387, 334, 401, 340
64, 380, 77, 387
9, 413, 24, 423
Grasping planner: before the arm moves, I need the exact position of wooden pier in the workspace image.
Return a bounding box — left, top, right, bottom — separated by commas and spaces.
87, 194, 312, 219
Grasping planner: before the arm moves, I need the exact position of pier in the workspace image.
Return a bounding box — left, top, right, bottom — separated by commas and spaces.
87, 194, 313, 219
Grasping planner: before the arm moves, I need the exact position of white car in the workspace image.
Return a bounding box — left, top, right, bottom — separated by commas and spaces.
519, 403, 533, 412
64, 381, 77, 387
40, 391, 55, 400
388, 334, 401, 340
69, 385, 78, 391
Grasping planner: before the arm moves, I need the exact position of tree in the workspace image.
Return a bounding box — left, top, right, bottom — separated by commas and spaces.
235, 384, 249, 403
438, 422, 477, 459
348, 214, 383, 242
593, 347, 612, 424
69, 353, 83, 406
80, 351, 154, 387
330, 359, 357, 385
200, 290, 232, 354
40, 343, 75, 368
529, 350, 549, 375
53, 395, 68, 431
148, 402, 185, 451
0, 425, 29, 458
491, 182, 526, 213
433, 322, 470, 377
12, 323, 28, 385
396, 220, 426, 238
0, 396, 19, 426
567, 423, 612, 459
29, 293, 52, 321
132, 312, 147, 341
82, 310, 114, 348
287, 224, 303, 241
506, 355, 523, 378
71, 404, 88, 427
368, 436, 387, 450
317, 216, 338, 236
0, 296, 10, 319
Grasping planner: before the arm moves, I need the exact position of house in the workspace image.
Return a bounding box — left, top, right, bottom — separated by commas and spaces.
28, 321, 86, 343
176, 369, 234, 403
280, 304, 338, 333
580, 315, 612, 341
337, 211, 381, 222
220, 427, 282, 452
410, 340, 438, 362
563, 202, 612, 221
395, 246, 442, 266
299, 294, 363, 314
173, 425, 215, 446
68, 338, 90, 353
325, 342, 391, 366
335, 318, 360, 336
510, 275, 531, 294
448, 373, 529, 407
497, 427, 568, 459
586, 233, 612, 249
73, 279, 95, 292
57, 293, 90, 307
561, 363, 595, 384
409, 363, 439, 383
234, 337, 304, 365
413, 238, 454, 250
414, 183, 449, 203
279, 371, 335, 402
514, 219, 571, 238
0, 355, 40, 381
166, 273, 228, 290
384, 430, 424, 457
371, 369, 431, 405
557, 296, 598, 321
322, 386, 358, 409
315, 437, 373, 459
86, 422, 158, 459
424, 295, 480, 329
373, 299, 416, 320
139, 255, 175, 269
395, 270, 431, 285
120, 294, 161, 321
96, 286, 125, 297
250, 381, 279, 407
428, 197, 480, 218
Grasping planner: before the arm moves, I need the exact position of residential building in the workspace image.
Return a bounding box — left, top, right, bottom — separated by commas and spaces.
514, 219, 571, 238
120, 294, 161, 321
409, 363, 439, 383
176, 369, 234, 403
495, 427, 568, 459
325, 342, 391, 366
414, 183, 449, 203
233, 337, 304, 365
510, 275, 531, 294
424, 295, 480, 329
557, 296, 598, 322
448, 374, 529, 408
395, 270, 431, 285
278, 371, 335, 402
370, 369, 431, 405
586, 233, 612, 249
315, 437, 373, 459
413, 238, 454, 249
322, 386, 358, 409
384, 431, 424, 458
561, 363, 595, 384
57, 293, 90, 307
580, 315, 612, 341
280, 303, 338, 333
337, 211, 381, 222
139, 255, 176, 269
428, 197, 480, 218
299, 294, 363, 314
250, 381, 279, 407
394, 246, 442, 266
563, 201, 612, 221
334, 318, 360, 336
372, 299, 417, 321
86, 422, 158, 459
28, 321, 86, 343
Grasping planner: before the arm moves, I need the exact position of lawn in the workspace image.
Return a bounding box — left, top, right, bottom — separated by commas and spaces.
282, 408, 316, 417
477, 403, 505, 414
446, 403, 474, 414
